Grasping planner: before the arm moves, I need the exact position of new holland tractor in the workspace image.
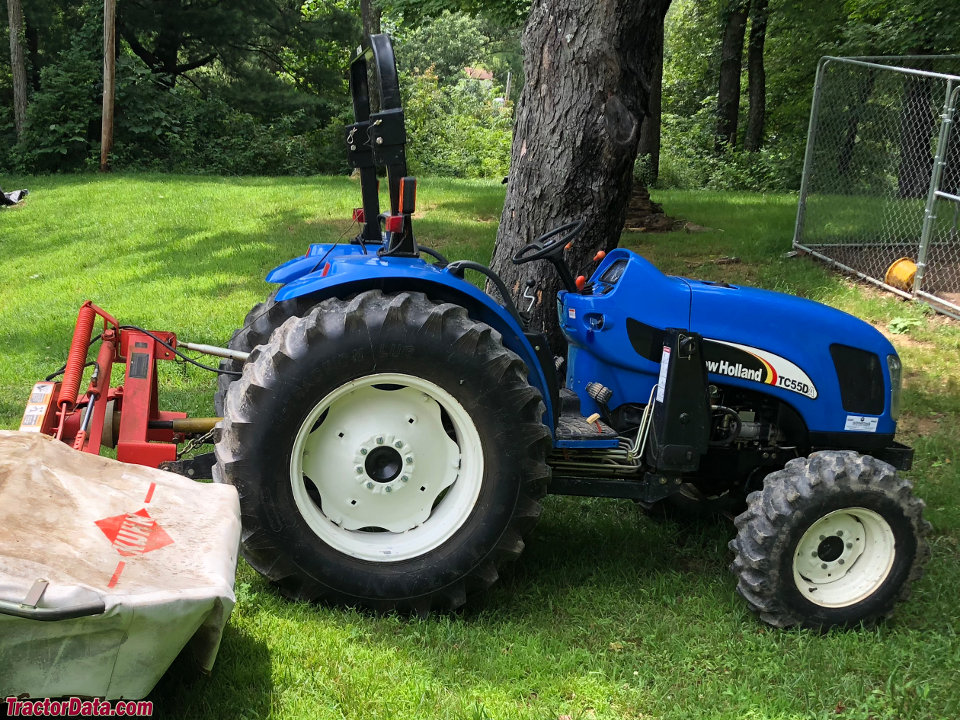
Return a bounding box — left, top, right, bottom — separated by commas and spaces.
29, 36, 929, 629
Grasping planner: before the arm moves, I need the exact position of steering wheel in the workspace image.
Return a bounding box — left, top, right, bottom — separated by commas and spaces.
512, 219, 586, 265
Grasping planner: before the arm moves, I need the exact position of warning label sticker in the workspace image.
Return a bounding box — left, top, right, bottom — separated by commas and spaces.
656, 346, 671, 403
20, 382, 55, 432
844, 415, 879, 432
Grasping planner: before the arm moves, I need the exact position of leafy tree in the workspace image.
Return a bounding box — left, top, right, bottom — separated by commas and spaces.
403, 68, 512, 177
385, 0, 529, 27
842, 0, 960, 55
117, 0, 318, 87
394, 11, 488, 83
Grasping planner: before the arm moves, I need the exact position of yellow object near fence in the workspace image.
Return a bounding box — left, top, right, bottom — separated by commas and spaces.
884, 258, 917, 292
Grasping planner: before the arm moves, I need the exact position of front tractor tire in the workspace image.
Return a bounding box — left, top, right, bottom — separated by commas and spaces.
729, 451, 930, 629
214, 290, 551, 613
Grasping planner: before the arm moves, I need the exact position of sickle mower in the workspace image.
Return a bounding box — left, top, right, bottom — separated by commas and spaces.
23, 35, 930, 629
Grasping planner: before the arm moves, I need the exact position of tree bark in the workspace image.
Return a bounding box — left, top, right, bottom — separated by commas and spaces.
837, 74, 875, 179
743, 0, 767, 152
715, 0, 749, 151
360, 0, 382, 45
638, 11, 665, 183
101, 0, 117, 172
489, 0, 672, 353
360, 0, 382, 111
26, 19, 39, 91
7, 0, 29, 139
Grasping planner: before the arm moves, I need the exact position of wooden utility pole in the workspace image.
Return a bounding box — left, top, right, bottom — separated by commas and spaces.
7, 0, 28, 139
101, 0, 117, 171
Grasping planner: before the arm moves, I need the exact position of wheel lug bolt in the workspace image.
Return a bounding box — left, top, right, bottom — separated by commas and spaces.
355, 466, 363, 474
401, 475, 409, 482
385, 486, 393, 493
376, 437, 384, 444
819, 535, 825, 541
811, 551, 818, 557
836, 530, 843, 537
821, 563, 828, 569
838, 559, 845, 565
405, 456, 413, 464
846, 542, 853, 549
394, 441, 403, 449
360, 448, 368, 456
366, 481, 374, 489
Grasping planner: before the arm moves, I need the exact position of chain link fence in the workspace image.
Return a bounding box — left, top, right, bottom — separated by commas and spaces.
794, 56, 960, 318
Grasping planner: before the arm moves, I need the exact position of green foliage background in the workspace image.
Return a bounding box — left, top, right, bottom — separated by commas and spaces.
1, 0, 959, 184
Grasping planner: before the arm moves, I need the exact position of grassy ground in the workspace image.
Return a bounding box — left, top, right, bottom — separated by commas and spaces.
1, 175, 958, 720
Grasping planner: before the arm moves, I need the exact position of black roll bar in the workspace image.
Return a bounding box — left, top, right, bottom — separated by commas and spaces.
346, 34, 417, 256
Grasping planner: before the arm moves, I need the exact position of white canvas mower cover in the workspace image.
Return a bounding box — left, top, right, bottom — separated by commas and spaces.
0, 431, 240, 699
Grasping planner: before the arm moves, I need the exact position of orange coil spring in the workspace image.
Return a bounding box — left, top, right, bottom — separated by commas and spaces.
58, 304, 97, 407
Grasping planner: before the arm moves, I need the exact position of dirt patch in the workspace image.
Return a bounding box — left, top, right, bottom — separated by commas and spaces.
623, 184, 687, 233
806, 242, 960, 311
896, 412, 946, 439
873, 322, 937, 350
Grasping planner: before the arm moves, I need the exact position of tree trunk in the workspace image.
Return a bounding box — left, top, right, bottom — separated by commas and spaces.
101, 0, 117, 172
743, 0, 767, 152
26, 20, 39, 91
7, 0, 29, 139
837, 74, 875, 179
361, 0, 382, 46
360, 0, 382, 111
897, 72, 936, 199
489, 0, 672, 353
715, 0, 749, 151
638, 12, 665, 183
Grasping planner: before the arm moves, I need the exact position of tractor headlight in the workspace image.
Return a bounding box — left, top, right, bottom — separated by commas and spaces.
887, 354, 902, 420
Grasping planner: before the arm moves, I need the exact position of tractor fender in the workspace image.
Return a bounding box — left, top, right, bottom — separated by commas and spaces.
272, 259, 556, 432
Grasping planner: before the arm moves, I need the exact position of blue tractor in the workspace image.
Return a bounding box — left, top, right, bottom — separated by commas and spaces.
213, 36, 930, 629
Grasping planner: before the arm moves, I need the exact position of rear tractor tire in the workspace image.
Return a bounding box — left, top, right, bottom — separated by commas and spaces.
729, 451, 930, 629
214, 290, 551, 613
214, 289, 309, 415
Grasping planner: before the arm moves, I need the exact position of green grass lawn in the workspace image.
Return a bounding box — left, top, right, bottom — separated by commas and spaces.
2, 175, 958, 720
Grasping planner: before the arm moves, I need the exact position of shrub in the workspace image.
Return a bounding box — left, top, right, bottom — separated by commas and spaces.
403, 69, 512, 179
642, 98, 805, 192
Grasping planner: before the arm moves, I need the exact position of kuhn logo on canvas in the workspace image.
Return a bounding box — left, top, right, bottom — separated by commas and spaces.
96, 508, 173, 557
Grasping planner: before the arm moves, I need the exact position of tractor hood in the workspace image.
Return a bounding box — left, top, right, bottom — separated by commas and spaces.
687, 278, 895, 373
686, 278, 899, 435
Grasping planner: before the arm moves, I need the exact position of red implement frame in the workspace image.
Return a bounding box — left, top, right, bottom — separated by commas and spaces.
43, 301, 187, 467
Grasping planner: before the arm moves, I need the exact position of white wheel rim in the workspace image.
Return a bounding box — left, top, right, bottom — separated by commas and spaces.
290, 373, 484, 562
792, 507, 896, 608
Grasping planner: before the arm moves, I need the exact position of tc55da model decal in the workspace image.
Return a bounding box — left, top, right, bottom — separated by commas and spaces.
702, 339, 818, 399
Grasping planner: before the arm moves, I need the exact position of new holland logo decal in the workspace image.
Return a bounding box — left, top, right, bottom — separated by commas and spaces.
702, 339, 818, 399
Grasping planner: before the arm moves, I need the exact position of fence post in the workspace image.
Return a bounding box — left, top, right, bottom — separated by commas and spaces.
914, 80, 958, 293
